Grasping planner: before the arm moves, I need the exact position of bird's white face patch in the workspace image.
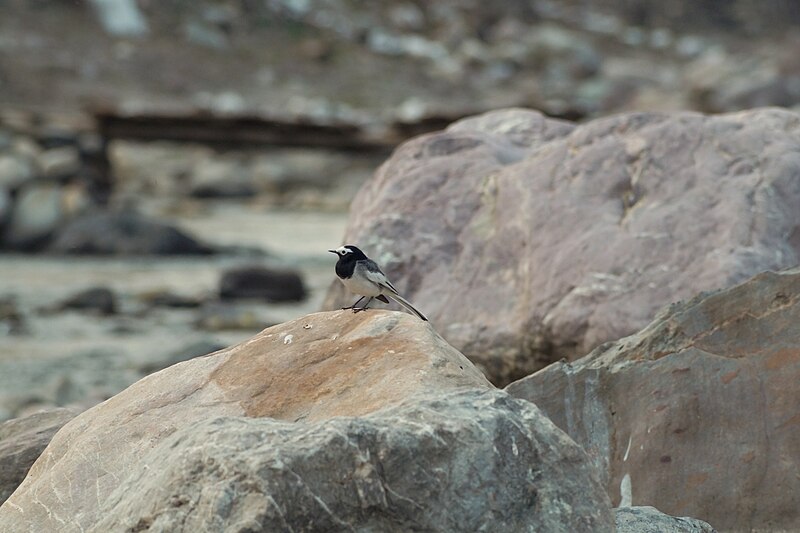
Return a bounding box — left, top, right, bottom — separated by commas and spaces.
334, 246, 353, 256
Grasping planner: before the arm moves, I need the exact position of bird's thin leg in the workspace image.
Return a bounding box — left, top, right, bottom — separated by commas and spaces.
353, 297, 373, 313
342, 296, 365, 310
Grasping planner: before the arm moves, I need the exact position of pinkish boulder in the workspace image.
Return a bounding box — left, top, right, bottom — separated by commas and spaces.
324, 107, 800, 384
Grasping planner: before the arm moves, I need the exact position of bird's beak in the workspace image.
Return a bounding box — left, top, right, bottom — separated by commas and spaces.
328, 249, 337, 254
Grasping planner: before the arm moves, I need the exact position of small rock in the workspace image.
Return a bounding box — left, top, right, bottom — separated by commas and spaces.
189, 159, 255, 198
0, 129, 12, 151
0, 154, 36, 192
615, 506, 717, 533
2, 184, 62, 251
11, 136, 42, 161
37, 128, 79, 150
136, 289, 203, 309
48, 211, 214, 255
88, 0, 149, 37
219, 265, 306, 302
38, 146, 81, 180
183, 20, 229, 49
57, 287, 117, 315
0, 295, 25, 335
195, 303, 269, 331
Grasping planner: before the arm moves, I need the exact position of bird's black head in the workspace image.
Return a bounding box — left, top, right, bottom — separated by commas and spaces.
328, 245, 367, 261
328, 245, 367, 278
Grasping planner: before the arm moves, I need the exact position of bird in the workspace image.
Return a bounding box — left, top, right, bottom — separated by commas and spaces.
329, 245, 428, 321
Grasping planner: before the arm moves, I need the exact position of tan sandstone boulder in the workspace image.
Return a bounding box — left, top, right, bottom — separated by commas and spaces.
0, 310, 614, 532
507, 268, 800, 532
324, 107, 800, 384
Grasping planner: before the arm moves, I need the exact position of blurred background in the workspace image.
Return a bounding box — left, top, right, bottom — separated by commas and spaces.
1, 0, 799, 421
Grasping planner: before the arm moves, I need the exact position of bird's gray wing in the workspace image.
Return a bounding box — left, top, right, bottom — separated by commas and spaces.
361, 259, 399, 294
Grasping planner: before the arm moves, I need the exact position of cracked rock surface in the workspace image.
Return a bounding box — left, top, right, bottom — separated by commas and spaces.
324, 107, 800, 384
0, 310, 612, 532
507, 268, 800, 532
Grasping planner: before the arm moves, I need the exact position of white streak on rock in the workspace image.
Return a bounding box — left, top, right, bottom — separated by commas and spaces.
619, 473, 632, 507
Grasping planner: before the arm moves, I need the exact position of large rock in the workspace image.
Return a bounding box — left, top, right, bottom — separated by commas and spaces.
506, 268, 800, 532
0, 408, 80, 505
615, 506, 716, 533
94, 391, 611, 532
0, 311, 613, 532
48, 210, 214, 255
324, 107, 800, 384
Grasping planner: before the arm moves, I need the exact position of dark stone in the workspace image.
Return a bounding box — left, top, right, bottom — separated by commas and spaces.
219, 265, 306, 302
48, 211, 214, 255
58, 287, 117, 315
0, 295, 25, 335
137, 290, 202, 309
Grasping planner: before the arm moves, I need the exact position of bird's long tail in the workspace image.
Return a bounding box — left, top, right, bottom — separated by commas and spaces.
387, 292, 428, 321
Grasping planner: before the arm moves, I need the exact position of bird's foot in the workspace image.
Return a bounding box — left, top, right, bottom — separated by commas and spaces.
341, 305, 355, 310
352, 307, 368, 313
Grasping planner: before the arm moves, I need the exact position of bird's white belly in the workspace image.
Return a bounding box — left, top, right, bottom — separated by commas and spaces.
340, 275, 382, 297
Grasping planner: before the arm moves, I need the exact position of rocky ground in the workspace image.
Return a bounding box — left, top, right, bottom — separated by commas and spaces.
2, 0, 800, 132
1, 1, 800, 531
2, 105, 798, 531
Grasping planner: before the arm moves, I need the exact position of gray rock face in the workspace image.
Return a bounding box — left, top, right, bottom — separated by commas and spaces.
616, 506, 716, 533
0, 311, 612, 532
506, 268, 800, 532
324, 107, 800, 384
92, 391, 612, 533
0, 408, 79, 505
